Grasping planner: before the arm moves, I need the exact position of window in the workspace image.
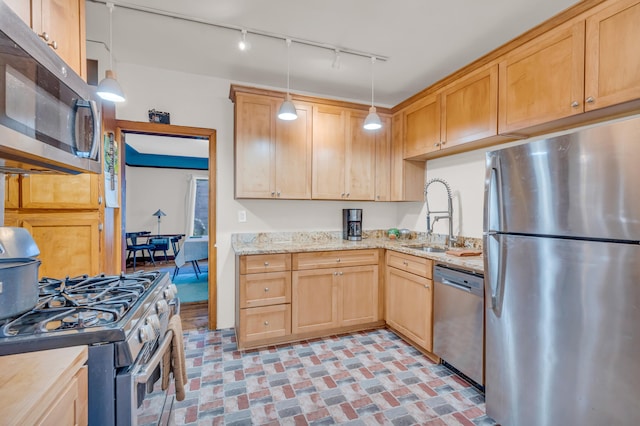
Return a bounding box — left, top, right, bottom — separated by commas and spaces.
187, 176, 208, 236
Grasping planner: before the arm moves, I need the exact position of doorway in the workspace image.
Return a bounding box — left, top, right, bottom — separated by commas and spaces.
115, 120, 217, 329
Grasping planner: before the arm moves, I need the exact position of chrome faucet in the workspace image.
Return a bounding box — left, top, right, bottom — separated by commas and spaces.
424, 178, 457, 246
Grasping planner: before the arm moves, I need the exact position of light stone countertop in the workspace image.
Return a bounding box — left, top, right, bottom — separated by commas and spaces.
232, 231, 484, 274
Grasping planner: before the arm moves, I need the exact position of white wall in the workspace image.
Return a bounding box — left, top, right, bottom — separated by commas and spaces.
111, 62, 488, 328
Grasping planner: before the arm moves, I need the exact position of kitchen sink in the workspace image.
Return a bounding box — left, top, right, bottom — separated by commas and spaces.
407, 245, 447, 253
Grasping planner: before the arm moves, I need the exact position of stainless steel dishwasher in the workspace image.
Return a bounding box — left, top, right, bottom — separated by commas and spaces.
433, 264, 484, 386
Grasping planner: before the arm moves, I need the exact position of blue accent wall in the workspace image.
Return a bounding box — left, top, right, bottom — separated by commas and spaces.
125, 144, 208, 170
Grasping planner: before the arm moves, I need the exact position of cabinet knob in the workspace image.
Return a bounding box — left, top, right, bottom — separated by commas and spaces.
341, 193, 345, 198
346, 193, 350, 197
571, 101, 580, 108
48, 40, 58, 50
334, 272, 338, 276
271, 191, 276, 197
264, 321, 269, 326
336, 258, 341, 262
339, 272, 343, 276
264, 287, 270, 292
38, 31, 50, 41
403, 260, 408, 266
424, 285, 430, 289
277, 191, 281, 197
586, 96, 595, 104
264, 261, 269, 266
440, 141, 447, 146
433, 142, 441, 148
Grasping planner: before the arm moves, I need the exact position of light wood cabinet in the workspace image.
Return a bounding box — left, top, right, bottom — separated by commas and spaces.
236, 253, 292, 349
234, 93, 312, 199
385, 251, 434, 352
584, 0, 640, 111
403, 93, 441, 159
292, 264, 379, 333
390, 112, 425, 201
0, 345, 88, 426
374, 115, 392, 201
293, 249, 379, 270
498, 21, 586, 134
312, 106, 377, 200
4, 174, 20, 209
20, 174, 100, 209
441, 64, 500, 146
5, 0, 86, 79
6, 211, 101, 278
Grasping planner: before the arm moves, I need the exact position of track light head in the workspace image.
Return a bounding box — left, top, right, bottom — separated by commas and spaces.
238, 29, 250, 51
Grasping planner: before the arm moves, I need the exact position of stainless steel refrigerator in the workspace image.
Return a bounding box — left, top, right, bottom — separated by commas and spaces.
483, 116, 640, 426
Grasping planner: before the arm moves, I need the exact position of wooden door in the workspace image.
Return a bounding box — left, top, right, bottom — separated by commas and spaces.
385, 267, 433, 351
345, 111, 376, 200
20, 174, 99, 209
403, 93, 441, 159
235, 93, 275, 198
38, 0, 85, 78
292, 269, 338, 334
312, 105, 346, 199
274, 101, 312, 199
585, 0, 640, 111
374, 115, 392, 201
340, 265, 379, 327
442, 64, 499, 146
20, 212, 101, 278
499, 21, 585, 134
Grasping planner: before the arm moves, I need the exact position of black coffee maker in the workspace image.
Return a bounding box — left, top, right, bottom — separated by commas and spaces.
342, 209, 363, 241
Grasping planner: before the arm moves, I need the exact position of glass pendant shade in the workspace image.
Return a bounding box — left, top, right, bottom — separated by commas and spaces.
97, 70, 125, 103
364, 106, 382, 130
278, 94, 298, 120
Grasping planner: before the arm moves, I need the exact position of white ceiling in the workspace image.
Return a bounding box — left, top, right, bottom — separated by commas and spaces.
85, 0, 579, 107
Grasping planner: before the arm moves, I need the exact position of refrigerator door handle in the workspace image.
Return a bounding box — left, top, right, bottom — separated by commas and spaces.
484, 233, 504, 313
484, 154, 503, 233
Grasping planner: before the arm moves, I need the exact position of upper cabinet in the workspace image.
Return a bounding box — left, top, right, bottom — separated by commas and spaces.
584, 0, 640, 111
402, 93, 441, 159
5, 0, 87, 79
498, 21, 586, 134
390, 112, 425, 202
234, 92, 312, 199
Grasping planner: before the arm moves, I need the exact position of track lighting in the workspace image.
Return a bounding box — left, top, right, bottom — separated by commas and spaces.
332, 49, 341, 70
278, 39, 297, 121
363, 57, 381, 130
97, 2, 125, 103
238, 29, 249, 51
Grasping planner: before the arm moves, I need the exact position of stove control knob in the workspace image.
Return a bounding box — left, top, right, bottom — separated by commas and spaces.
139, 324, 156, 344
147, 314, 161, 332
156, 299, 169, 315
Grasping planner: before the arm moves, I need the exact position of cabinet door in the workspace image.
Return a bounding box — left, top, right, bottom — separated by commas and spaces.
20, 212, 101, 278
235, 94, 276, 198
345, 111, 376, 200
585, 0, 640, 111
442, 64, 498, 146
275, 101, 312, 199
240, 271, 291, 308
403, 93, 441, 159
386, 267, 433, 351
4, 0, 32, 24
312, 105, 346, 199
4, 174, 20, 209
374, 115, 392, 201
21, 174, 99, 209
292, 269, 338, 333
37, 0, 86, 79
499, 21, 585, 134
340, 265, 379, 327
390, 112, 425, 201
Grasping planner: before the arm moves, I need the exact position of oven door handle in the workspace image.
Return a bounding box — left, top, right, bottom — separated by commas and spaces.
134, 329, 173, 385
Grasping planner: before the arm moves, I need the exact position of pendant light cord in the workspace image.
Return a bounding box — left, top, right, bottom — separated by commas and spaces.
107, 2, 114, 69
370, 56, 376, 108
286, 38, 291, 95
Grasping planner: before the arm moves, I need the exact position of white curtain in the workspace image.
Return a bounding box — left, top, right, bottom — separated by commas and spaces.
185, 174, 208, 236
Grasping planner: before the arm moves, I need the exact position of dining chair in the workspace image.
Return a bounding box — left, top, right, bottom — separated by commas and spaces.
126, 232, 156, 271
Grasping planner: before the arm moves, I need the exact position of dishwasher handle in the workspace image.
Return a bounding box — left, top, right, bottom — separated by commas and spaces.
439, 277, 473, 293
434, 265, 484, 298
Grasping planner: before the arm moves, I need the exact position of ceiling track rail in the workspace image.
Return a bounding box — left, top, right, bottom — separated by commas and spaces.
87, 0, 389, 62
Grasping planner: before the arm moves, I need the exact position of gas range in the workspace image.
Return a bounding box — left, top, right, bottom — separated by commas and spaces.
0, 270, 180, 425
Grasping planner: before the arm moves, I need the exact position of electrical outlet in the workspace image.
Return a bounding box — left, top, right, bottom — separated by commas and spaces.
238, 210, 247, 223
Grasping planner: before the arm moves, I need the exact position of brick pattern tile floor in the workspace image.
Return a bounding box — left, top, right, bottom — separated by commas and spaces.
141, 328, 497, 426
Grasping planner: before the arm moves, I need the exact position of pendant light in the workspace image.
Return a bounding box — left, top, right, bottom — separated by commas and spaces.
97, 2, 126, 103
278, 39, 297, 121
363, 56, 382, 130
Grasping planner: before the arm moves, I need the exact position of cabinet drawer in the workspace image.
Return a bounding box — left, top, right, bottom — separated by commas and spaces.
240, 254, 291, 274
293, 249, 379, 270
240, 304, 291, 343
386, 251, 433, 279
240, 271, 291, 308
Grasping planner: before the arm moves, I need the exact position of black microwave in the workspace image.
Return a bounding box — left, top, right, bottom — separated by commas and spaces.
0, 2, 101, 174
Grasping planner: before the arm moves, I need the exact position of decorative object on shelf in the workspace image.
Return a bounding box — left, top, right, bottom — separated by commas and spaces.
96, 2, 125, 103
364, 56, 382, 130
278, 39, 297, 121
152, 209, 167, 235
104, 132, 119, 208
148, 109, 170, 124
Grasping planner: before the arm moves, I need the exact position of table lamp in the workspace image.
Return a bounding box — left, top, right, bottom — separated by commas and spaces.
152, 209, 166, 235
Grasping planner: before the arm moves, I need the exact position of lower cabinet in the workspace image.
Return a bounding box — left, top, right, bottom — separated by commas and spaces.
385, 252, 434, 352
292, 264, 379, 334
